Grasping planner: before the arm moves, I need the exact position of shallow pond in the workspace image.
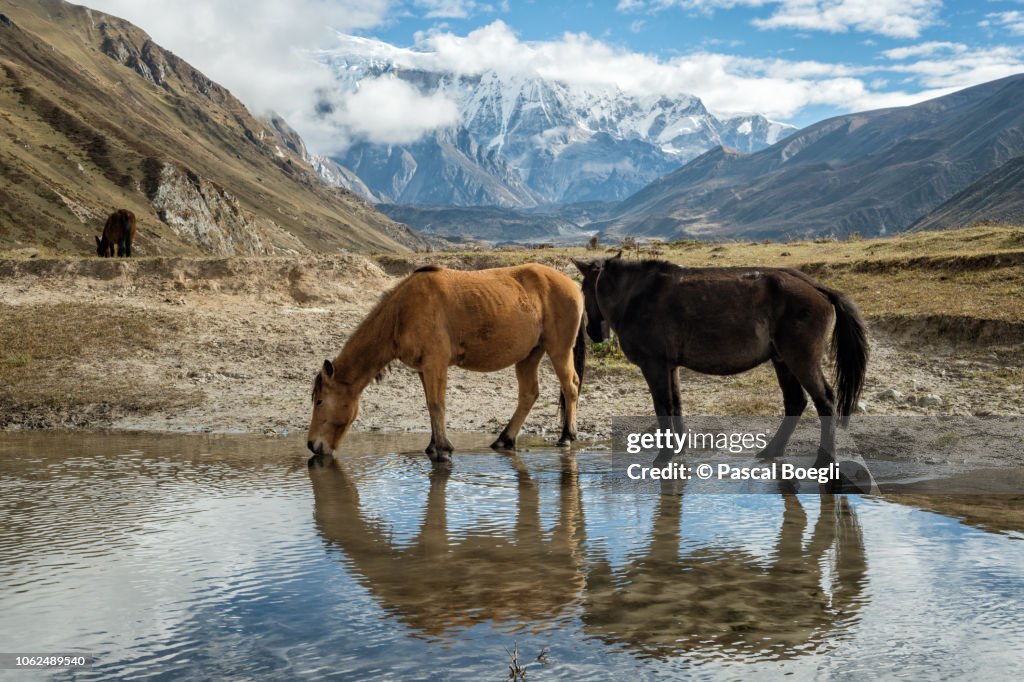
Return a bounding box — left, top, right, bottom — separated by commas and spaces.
1, 432, 1023, 680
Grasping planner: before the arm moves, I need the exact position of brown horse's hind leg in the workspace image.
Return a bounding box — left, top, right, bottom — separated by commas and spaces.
492, 346, 544, 450
548, 346, 580, 447
757, 360, 809, 460
419, 364, 454, 463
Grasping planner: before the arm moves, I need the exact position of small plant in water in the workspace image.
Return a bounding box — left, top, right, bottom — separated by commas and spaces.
506, 642, 527, 680
505, 643, 549, 680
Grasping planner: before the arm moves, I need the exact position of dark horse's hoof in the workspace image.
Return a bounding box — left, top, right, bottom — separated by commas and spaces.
755, 447, 783, 461
491, 431, 516, 450
556, 438, 573, 448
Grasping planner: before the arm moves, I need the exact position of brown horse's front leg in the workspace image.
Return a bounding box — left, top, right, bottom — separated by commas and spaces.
419, 365, 454, 463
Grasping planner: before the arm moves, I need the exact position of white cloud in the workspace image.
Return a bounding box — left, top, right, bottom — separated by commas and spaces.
980, 11, 1024, 36
752, 0, 941, 39
415, 0, 476, 19
329, 76, 460, 143
882, 45, 1024, 90
882, 42, 967, 60
86, 0, 396, 153
80, 1, 1024, 156
618, 0, 941, 38
393, 21, 960, 118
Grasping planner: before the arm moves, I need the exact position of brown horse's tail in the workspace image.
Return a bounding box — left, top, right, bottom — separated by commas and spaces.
559, 314, 587, 422
820, 287, 869, 427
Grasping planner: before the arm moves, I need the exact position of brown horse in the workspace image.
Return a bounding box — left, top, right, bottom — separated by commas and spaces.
574, 254, 868, 467
308, 264, 586, 463
96, 209, 136, 257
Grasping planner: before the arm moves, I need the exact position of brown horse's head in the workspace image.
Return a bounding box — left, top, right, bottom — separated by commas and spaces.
572, 252, 620, 343
96, 235, 110, 257
307, 359, 359, 458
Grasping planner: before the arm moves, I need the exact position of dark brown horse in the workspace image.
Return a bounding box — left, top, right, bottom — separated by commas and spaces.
96, 209, 136, 257
573, 255, 868, 466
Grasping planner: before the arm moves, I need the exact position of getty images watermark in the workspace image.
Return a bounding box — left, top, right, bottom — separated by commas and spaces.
623, 426, 839, 485
609, 416, 1024, 495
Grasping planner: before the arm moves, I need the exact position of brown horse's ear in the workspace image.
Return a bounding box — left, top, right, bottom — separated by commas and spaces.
322, 359, 334, 378
611, 250, 623, 260
95, 235, 101, 245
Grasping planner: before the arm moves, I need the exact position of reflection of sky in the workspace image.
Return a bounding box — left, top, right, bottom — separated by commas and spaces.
1, 434, 1023, 680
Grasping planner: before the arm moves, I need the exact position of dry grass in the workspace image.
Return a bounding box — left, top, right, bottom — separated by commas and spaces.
0, 303, 197, 421
423, 225, 1024, 324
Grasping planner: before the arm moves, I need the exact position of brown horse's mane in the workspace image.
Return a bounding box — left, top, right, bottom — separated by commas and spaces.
313, 272, 438, 397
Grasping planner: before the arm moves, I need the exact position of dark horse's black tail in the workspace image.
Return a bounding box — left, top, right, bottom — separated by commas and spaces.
558, 315, 587, 422
819, 287, 869, 427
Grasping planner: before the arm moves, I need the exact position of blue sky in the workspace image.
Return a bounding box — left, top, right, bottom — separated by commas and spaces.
89, 0, 1024, 148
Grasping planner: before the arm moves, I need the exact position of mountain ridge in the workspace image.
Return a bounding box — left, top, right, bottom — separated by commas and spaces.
321, 37, 794, 208
598, 73, 1024, 239
0, 0, 421, 255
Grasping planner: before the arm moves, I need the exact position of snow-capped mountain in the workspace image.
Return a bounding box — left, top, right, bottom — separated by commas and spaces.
319, 36, 795, 207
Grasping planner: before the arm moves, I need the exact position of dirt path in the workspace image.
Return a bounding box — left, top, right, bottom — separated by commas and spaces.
1, 255, 1020, 451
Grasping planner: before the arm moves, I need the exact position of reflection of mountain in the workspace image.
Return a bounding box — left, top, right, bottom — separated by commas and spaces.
583, 493, 867, 660
308, 455, 585, 636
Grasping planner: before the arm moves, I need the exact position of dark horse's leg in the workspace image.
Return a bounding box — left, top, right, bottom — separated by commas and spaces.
785, 356, 837, 468
492, 346, 544, 450
117, 234, 126, 257
419, 364, 454, 464
757, 359, 808, 460
640, 361, 675, 417
641, 361, 683, 463
668, 367, 682, 416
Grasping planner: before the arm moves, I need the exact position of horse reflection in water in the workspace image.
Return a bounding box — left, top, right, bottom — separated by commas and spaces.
308, 455, 586, 636
583, 484, 868, 660
308, 459, 867, 657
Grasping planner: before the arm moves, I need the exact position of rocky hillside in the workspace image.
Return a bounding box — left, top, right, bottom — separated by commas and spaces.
598, 74, 1024, 240
322, 36, 793, 208
0, 0, 422, 255
913, 154, 1024, 231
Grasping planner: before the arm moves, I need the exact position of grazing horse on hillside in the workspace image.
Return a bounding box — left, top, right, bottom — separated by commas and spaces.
308, 264, 586, 464
96, 209, 136, 257
573, 254, 868, 466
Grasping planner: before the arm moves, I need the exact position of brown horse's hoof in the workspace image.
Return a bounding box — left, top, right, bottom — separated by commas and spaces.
427, 452, 452, 465
491, 431, 516, 450
556, 438, 572, 448
425, 443, 454, 464
755, 447, 783, 461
